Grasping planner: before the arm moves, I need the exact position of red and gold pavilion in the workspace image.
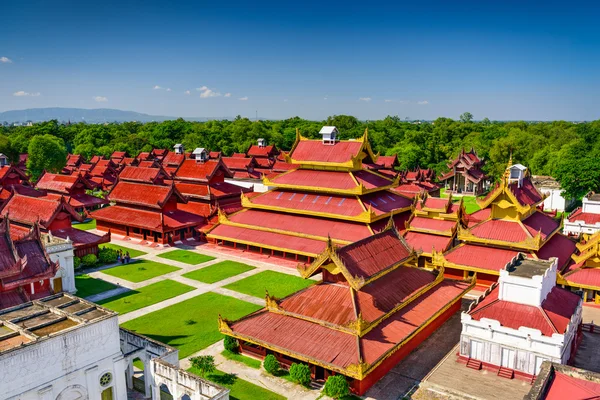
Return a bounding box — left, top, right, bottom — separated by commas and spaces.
219, 225, 473, 395
558, 231, 600, 304
207, 128, 414, 263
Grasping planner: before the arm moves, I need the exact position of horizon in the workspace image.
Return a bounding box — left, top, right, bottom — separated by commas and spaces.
1, 1, 599, 121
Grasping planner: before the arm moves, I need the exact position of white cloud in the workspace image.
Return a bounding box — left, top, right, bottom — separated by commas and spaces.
384, 99, 393, 103
0, 57, 12, 63
153, 85, 162, 90
93, 96, 108, 102
200, 88, 220, 98
13, 91, 40, 97
184, 90, 191, 95
417, 100, 429, 105
224, 93, 231, 97
166, 88, 172, 92
238, 96, 248, 101
359, 97, 372, 102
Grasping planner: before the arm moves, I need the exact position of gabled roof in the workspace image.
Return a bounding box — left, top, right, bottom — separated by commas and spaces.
119, 166, 168, 184
162, 151, 186, 166
91, 205, 204, 231
66, 154, 83, 167
110, 151, 127, 160
222, 156, 258, 171
35, 172, 93, 194
90, 159, 118, 177
298, 227, 416, 289
0, 165, 28, 183
0, 194, 83, 228
107, 181, 186, 209
175, 159, 234, 182
247, 144, 277, 158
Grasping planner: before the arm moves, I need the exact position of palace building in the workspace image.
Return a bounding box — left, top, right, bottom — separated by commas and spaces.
459, 255, 582, 380
564, 192, 600, 238
558, 231, 600, 304
35, 172, 109, 212
431, 161, 576, 287
219, 226, 473, 395
439, 148, 488, 195
393, 167, 441, 198
207, 127, 414, 263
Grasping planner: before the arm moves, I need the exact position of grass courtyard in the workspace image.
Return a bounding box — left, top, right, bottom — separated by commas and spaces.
101, 259, 180, 283
157, 249, 215, 265
440, 188, 482, 214
73, 219, 96, 231
188, 367, 285, 400
97, 280, 195, 314
121, 292, 261, 358
224, 270, 313, 299
75, 274, 119, 298
182, 261, 255, 284
100, 243, 147, 258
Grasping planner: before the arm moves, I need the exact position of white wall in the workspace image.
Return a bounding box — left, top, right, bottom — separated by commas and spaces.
583, 198, 600, 214
46, 241, 76, 293
225, 178, 269, 193
539, 188, 574, 212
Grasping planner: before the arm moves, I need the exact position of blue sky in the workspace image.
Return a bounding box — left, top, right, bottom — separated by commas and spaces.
1, 0, 599, 120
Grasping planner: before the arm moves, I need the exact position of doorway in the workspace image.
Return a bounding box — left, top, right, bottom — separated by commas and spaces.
470, 340, 484, 360
101, 387, 113, 400
501, 348, 515, 369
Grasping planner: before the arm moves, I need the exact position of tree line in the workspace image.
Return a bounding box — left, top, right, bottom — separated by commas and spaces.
2, 115, 599, 199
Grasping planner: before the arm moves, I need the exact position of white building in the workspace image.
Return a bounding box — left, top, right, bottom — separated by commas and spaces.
564, 192, 600, 238
532, 175, 576, 212
1, 293, 229, 400
459, 255, 582, 379
43, 233, 77, 293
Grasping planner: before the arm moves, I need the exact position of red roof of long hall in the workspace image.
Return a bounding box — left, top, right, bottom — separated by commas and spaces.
469, 212, 559, 244
119, 166, 164, 183
443, 244, 519, 272
247, 144, 276, 158
544, 371, 600, 400
175, 159, 233, 182
92, 205, 203, 231
45, 192, 108, 209
536, 233, 576, 271
222, 157, 257, 171
567, 208, 600, 225
249, 190, 364, 217
35, 173, 83, 194
403, 231, 454, 254
408, 216, 456, 233
227, 209, 372, 243
108, 181, 181, 209
162, 151, 185, 166
1, 195, 81, 227
208, 224, 326, 255
51, 227, 110, 248
271, 170, 358, 190
335, 229, 412, 280
469, 286, 580, 337
290, 140, 363, 163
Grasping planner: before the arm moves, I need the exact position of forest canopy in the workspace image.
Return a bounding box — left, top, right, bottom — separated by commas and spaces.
3, 115, 600, 199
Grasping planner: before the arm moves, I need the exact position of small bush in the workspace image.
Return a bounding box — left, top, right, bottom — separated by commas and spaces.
289, 363, 311, 387
73, 257, 82, 269
324, 375, 350, 399
81, 254, 98, 268
263, 354, 280, 375
98, 247, 118, 264
190, 355, 215, 377
223, 336, 240, 353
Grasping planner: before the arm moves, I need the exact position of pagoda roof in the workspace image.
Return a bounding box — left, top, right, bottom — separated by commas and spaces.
407, 217, 457, 235
478, 174, 545, 212
91, 205, 203, 232
403, 231, 454, 256
175, 159, 234, 182
119, 165, 168, 184
241, 189, 411, 223
1, 194, 82, 228
435, 243, 520, 273
108, 181, 186, 209
35, 172, 93, 194
467, 284, 580, 337
266, 169, 396, 195
560, 232, 600, 289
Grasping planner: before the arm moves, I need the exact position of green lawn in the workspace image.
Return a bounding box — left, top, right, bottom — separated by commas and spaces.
440, 188, 481, 214
224, 270, 313, 299
75, 274, 119, 298
97, 280, 195, 314
73, 219, 96, 231
100, 243, 147, 258
188, 368, 285, 400
121, 292, 261, 358
182, 261, 255, 284
221, 350, 261, 369
101, 259, 180, 283
157, 249, 215, 265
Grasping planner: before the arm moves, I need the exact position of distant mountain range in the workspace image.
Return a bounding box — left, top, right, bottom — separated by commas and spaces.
0, 108, 222, 123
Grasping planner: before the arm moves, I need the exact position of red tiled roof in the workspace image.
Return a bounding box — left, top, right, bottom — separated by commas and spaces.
290, 140, 363, 163
92, 205, 203, 231
403, 231, 453, 254
271, 160, 295, 172
208, 224, 326, 255
353, 170, 393, 189
279, 284, 356, 326
562, 261, 600, 288
231, 153, 246, 158
174, 182, 209, 198
210, 182, 247, 197
418, 197, 449, 211
522, 212, 560, 240
568, 208, 600, 225
371, 212, 411, 234
444, 244, 519, 272
467, 208, 491, 226
108, 181, 181, 209
227, 209, 372, 243
271, 170, 359, 190
544, 371, 600, 400
361, 191, 413, 215
247, 144, 276, 157
111, 151, 127, 158
45, 192, 108, 209
335, 229, 412, 280
222, 157, 257, 171
392, 182, 439, 198
375, 155, 398, 169
469, 219, 529, 243
510, 177, 544, 206
249, 190, 365, 217
1, 195, 81, 227
162, 151, 185, 166
536, 233, 576, 270
51, 227, 110, 248
408, 217, 456, 233
175, 159, 233, 182
35, 173, 86, 194
66, 154, 83, 166
469, 286, 580, 337
119, 166, 163, 183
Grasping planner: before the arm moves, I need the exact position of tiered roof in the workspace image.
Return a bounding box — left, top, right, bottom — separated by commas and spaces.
220, 227, 473, 380
559, 231, 600, 290
439, 148, 486, 184
35, 172, 108, 209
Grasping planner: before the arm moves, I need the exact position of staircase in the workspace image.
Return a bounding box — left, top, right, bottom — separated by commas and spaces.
497, 367, 514, 379
466, 358, 482, 370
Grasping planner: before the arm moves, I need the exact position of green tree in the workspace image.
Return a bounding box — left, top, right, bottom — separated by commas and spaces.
223, 336, 240, 354
190, 355, 216, 377
289, 363, 311, 387
27, 134, 68, 181
554, 145, 600, 199
460, 112, 474, 123
323, 375, 350, 399
263, 354, 280, 375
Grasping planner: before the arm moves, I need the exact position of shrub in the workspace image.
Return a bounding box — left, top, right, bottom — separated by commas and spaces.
223, 336, 240, 353
323, 375, 350, 399
73, 257, 82, 269
289, 363, 311, 387
263, 354, 280, 375
98, 247, 118, 264
81, 254, 98, 268
190, 355, 215, 377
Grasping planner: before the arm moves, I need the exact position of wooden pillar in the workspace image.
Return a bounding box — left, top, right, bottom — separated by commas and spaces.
234, 242, 237, 249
